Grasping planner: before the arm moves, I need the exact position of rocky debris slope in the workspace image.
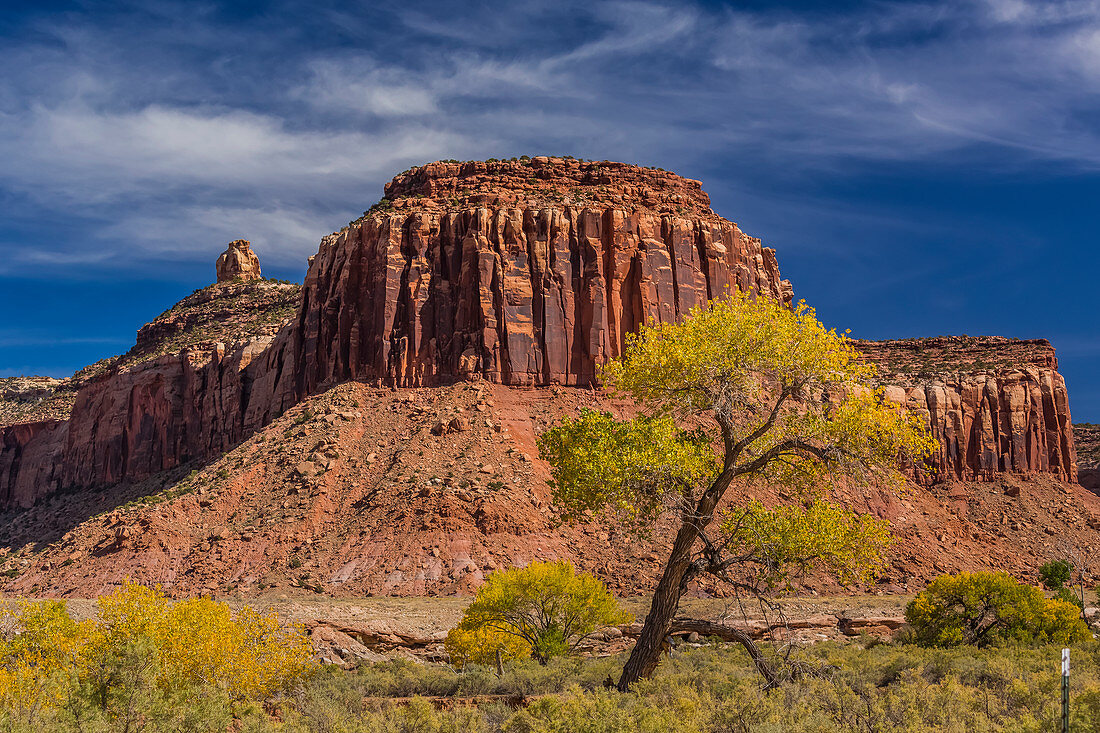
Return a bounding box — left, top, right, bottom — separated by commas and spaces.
856, 337, 1077, 484
127, 279, 299, 365
2, 381, 1098, 599
216, 239, 262, 282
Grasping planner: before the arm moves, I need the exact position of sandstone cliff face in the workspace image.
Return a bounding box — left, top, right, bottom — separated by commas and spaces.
53, 335, 300, 492
300, 158, 791, 389
856, 337, 1077, 483
0, 420, 67, 507
0, 345, 287, 507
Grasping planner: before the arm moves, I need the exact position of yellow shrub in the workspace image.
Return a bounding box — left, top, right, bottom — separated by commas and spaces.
0, 600, 92, 710
445, 624, 530, 670
0, 581, 315, 715
450, 560, 631, 665
89, 582, 316, 699
905, 571, 1091, 647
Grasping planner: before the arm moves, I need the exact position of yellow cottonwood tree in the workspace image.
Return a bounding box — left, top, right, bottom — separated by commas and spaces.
538, 292, 936, 690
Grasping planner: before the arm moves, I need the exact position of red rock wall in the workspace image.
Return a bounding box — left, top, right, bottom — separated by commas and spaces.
0, 331, 304, 505
298, 207, 790, 391
0, 420, 68, 507
55, 334, 301, 491
858, 339, 1077, 483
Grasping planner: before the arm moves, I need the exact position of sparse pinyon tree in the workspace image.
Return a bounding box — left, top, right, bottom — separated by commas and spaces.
538, 291, 936, 691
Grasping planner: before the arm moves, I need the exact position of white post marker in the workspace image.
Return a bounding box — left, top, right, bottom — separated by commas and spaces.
1061, 648, 1070, 733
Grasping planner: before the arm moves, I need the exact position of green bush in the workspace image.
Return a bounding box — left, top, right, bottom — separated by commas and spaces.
1040, 559, 1073, 590
905, 571, 1090, 647
1056, 586, 1086, 609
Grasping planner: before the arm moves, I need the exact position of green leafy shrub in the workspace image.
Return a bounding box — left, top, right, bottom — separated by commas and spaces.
1056, 586, 1085, 609
1040, 559, 1073, 590
905, 571, 1090, 647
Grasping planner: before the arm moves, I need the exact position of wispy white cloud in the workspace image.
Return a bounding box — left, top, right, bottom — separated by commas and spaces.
0, 104, 470, 202
94, 203, 339, 266
1, 0, 1099, 275
297, 60, 440, 116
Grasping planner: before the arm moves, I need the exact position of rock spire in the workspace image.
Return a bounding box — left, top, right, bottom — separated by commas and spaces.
216, 239, 261, 282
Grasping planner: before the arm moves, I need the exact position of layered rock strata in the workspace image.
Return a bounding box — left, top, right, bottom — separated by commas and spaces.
301, 158, 792, 389
857, 337, 1077, 484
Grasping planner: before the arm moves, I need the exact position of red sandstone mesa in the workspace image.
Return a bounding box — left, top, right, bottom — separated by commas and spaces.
0, 159, 1078, 507
299, 160, 789, 390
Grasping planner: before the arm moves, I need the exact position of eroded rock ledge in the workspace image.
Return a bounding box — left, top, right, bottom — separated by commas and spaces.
856, 338, 1076, 484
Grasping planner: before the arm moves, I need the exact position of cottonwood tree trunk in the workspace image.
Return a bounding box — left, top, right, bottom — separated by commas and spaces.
616, 520, 700, 691
617, 480, 730, 691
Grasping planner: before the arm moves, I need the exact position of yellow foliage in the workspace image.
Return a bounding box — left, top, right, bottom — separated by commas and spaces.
537, 410, 716, 522
450, 561, 631, 665
444, 625, 530, 670
0, 581, 316, 713
0, 600, 92, 711
93, 582, 315, 699
905, 571, 1091, 647
719, 499, 894, 587
601, 291, 875, 412
601, 292, 937, 489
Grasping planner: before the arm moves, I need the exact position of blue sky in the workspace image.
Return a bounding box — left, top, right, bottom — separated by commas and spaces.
2, 0, 1099, 419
